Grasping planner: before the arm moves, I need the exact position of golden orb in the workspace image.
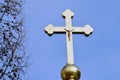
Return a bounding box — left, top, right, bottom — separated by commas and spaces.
61, 64, 81, 80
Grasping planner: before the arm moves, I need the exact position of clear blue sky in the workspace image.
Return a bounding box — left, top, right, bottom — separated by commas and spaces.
24, 0, 120, 80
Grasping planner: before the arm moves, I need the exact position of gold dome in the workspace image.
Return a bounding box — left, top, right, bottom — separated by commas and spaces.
61, 64, 81, 80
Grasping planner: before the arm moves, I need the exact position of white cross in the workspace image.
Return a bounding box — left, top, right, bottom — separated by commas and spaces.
45, 9, 93, 64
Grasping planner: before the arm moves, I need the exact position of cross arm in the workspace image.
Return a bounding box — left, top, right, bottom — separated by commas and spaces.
45, 24, 66, 35
73, 25, 94, 36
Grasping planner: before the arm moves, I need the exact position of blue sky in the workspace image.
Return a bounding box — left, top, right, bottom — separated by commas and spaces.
24, 0, 120, 80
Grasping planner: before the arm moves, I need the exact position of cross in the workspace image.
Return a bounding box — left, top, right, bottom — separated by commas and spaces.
45, 9, 93, 64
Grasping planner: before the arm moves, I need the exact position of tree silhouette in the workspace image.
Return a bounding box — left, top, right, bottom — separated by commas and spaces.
0, 0, 28, 80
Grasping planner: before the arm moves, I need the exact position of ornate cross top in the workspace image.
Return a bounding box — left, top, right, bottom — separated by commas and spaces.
45, 9, 93, 64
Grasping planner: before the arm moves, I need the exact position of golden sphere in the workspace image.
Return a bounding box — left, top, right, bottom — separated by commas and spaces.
61, 64, 81, 80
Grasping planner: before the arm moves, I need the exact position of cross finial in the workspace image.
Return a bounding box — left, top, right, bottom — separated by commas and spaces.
62, 9, 74, 18
45, 9, 93, 64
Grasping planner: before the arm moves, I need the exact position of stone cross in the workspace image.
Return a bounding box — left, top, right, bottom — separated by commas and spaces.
45, 9, 93, 64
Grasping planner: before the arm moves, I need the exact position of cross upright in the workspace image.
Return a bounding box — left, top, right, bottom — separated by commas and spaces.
45, 9, 93, 64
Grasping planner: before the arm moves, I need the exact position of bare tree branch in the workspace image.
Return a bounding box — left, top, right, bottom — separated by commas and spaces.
0, 0, 28, 80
